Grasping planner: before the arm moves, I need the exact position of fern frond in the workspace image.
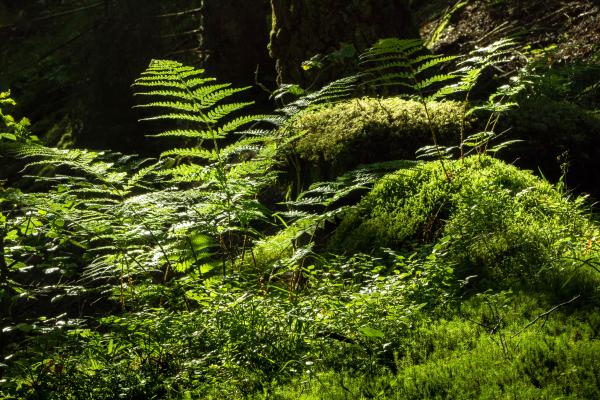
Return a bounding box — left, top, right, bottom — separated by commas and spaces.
206, 102, 254, 122
133, 89, 195, 101
287, 75, 359, 112
135, 101, 199, 113
9, 144, 131, 185
158, 164, 209, 181
133, 80, 192, 90
161, 147, 218, 161
362, 61, 412, 73
126, 161, 163, 190
357, 41, 457, 97
227, 161, 277, 181
222, 136, 267, 154
139, 112, 213, 124
415, 56, 459, 75
220, 114, 268, 134
359, 38, 424, 62
414, 74, 458, 90
147, 129, 225, 140
137, 67, 205, 81
191, 83, 231, 101
197, 87, 250, 109
235, 129, 273, 137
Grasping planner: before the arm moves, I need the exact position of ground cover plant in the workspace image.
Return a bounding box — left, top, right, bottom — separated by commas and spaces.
1, 31, 599, 400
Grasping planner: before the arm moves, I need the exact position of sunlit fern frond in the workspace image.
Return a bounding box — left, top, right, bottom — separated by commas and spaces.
134, 60, 272, 175
161, 147, 218, 161
433, 37, 517, 99
360, 38, 458, 95
4, 143, 135, 187
283, 75, 361, 117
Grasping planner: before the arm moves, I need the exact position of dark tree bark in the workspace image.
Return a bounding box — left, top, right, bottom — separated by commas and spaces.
81, 0, 164, 151
202, 0, 274, 87
268, 0, 418, 85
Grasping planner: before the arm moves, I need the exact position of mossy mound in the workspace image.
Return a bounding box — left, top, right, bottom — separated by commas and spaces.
283, 97, 467, 181
331, 156, 599, 295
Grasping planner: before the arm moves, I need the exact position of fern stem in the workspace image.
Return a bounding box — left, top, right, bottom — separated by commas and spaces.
0, 228, 8, 284
409, 64, 450, 180
421, 99, 450, 180
459, 94, 470, 160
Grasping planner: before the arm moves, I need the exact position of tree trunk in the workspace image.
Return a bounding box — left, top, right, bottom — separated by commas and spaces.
269, 0, 418, 85
202, 0, 274, 87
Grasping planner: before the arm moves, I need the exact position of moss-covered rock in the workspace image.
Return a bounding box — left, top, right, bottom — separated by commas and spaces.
331, 156, 598, 294
282, 97, 466, 183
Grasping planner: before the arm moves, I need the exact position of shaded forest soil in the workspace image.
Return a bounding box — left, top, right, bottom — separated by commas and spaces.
420, 0, 599, 62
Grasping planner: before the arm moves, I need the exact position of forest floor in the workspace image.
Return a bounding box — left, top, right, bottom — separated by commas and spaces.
420, 0, 599, 62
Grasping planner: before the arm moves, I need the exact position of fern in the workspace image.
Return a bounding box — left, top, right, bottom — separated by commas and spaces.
0, 90, 34, 143
359, 37, 524, 162
133, 60, 270, 168
133, 59, 279, 275
360, 38, 458, 94
278, 75, 360, 118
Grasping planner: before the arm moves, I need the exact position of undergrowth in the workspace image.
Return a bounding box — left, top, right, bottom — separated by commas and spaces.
1, 37, 600, 399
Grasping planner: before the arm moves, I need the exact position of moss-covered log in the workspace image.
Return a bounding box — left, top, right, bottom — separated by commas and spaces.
281, 97, 467, 187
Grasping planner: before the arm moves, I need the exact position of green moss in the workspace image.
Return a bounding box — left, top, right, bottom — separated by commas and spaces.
284, 97, 466, 179
331, 156, 598, 294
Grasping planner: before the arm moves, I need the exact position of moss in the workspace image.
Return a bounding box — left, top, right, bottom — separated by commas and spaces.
331, 156, 599, 294
270, 292, 600, 399
284, 97, 467, 180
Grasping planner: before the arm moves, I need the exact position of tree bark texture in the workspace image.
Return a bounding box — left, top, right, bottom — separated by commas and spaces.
269, 0, 417, 85
202, 0, 274, 87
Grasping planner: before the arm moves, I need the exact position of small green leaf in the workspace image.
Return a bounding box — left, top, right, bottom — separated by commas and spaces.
0, 133, 16, 141
358, 326, 385, 338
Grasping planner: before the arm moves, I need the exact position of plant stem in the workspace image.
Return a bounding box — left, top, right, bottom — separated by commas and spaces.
0, 228, 8, 284
421, 99, 450, 180
410, 65, 450, 180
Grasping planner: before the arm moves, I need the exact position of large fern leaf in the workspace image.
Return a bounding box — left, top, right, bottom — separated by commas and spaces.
134, 60, 268, 169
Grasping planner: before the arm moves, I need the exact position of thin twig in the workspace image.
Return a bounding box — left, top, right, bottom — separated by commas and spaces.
0, 229, 8, 284
0, 2, 104, 30
512, 294, 580, 338
254, 65, 273, 96
154, 7, 204, 19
